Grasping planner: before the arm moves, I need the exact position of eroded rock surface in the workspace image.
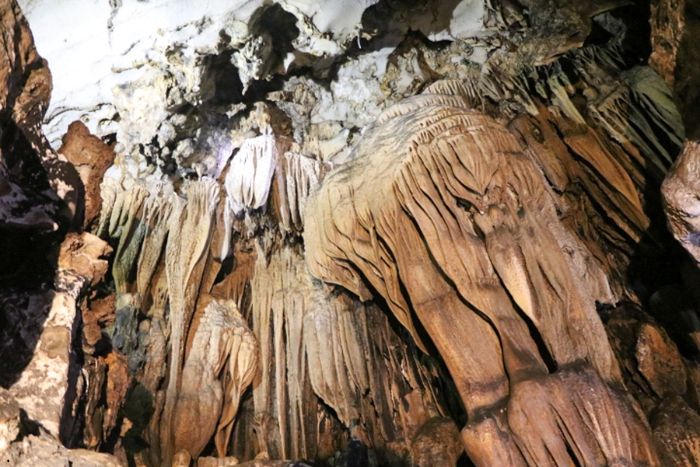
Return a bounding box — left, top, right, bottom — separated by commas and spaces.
58, 121, 116, 228
1, 434, 121, 466
3, 0, 700, 465
663, 141, 700, 266
303, 91, 658, 465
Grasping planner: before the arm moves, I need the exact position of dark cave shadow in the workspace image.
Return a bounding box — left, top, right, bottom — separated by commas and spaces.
360, 0, 463, 50
621, 151, 700, 360
0, 288, 56, 388
0, 116, 83, 399
0, 120, 61, 389
624, 223, 700, 359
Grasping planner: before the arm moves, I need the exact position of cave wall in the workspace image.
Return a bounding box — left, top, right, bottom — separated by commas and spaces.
2, 0, 700, 466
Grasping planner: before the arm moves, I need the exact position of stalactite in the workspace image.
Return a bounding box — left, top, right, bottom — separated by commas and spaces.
303, 85, 662, 465
214, 300, 258, 457
271, 151, 332, 234
249, 246, 320, 460
161, 178, 220, 463
244, 244, 457, 462
221, 135, 289, 257
7, 0, 700, 464
172, 298, 257, 459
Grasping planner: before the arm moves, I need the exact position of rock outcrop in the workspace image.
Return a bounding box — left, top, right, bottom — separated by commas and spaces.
58, 121, 116, 228
663, 141, 700, 266
0, 1, 119, 464
652, 0, 700, 271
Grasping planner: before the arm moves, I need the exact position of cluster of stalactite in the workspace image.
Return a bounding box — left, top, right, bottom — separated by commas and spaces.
82, 38, 700, 466
92, 127, 464, 465
4, 0, 700, 464
303, 44, 700, 465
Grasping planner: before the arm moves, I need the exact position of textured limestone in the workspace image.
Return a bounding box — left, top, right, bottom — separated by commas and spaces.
0, 11, 118, 438
4, 0, 700, 465
160, 178, 220, 462
171, 298, 257, 459
0, 0, 84, 231
649, 0, 700, 138
18, 0, 486, 148
1, 434, 122, 466
96, 151, 458, 464
663, 137, 700, 267
7, 233, 110, 438
0, 389, 20, 452
58, 121, 116, 228
303, 92, 659, 464
0, 0, 60, 277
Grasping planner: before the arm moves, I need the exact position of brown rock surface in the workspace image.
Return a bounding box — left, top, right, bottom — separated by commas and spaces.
58, 121, 116, 228
303, 87, 660, 464
636, 323, 688, 397
58, 232, 112, 286
653, 0, 700, 271
0, 389, 20, 452
171, 298, 257, 459
650, 0, 700, 138
5, 0, 700, 465
3, 232, 111, 438
0, 0, 83, 232
651, 396, 700, 466
410, 417, 462, 467
663, 141, 700, 265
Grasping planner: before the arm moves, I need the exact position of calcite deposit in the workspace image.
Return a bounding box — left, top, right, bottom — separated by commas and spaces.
2, 0, 700, 465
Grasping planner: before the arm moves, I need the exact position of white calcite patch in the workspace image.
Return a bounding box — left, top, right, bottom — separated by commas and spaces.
18, 0, 373, 145
18, 0, 486, 149
225, 134, 283, 215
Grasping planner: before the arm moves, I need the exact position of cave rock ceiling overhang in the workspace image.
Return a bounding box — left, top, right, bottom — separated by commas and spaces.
18, 0, 486, 147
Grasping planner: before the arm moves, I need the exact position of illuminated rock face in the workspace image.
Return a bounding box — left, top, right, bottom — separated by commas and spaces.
16, 0, 486, 149
303, 89, 657, 466
3, 0, 700, 465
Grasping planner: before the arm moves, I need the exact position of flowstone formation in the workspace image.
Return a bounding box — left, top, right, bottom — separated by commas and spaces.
2, 0, 700, 465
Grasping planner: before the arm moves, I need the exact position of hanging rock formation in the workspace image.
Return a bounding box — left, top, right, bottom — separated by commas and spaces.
172, 298, 257, 459
3, 0, 700, 465
303, 87, 657, 465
